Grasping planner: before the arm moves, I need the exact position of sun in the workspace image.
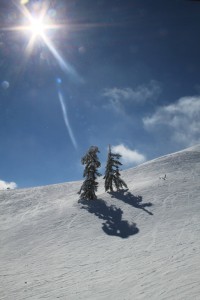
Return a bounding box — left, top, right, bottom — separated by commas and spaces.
30, 18, 45, 36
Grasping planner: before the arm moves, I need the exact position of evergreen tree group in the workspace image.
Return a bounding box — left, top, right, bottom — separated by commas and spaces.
78, 145, 128, 201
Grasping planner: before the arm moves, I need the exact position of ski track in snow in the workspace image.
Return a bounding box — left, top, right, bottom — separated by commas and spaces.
0, 145, 200, 299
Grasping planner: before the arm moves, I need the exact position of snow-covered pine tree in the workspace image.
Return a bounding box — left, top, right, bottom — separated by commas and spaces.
104, 145, 128, 192
78, 146, 101, 200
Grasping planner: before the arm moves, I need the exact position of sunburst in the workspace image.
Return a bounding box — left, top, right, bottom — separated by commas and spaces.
1, 1, 82, 82
2, 2, 66, 63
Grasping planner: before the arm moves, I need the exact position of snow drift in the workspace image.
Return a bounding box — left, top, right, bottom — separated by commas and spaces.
0, 145, 200, 299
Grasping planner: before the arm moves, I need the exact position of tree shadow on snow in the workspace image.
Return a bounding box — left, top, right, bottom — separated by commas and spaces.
79, 199, 139, 238
109, 190, 153, 216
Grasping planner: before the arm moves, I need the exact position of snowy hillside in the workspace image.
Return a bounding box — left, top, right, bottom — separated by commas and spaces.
1, 145, 200, 300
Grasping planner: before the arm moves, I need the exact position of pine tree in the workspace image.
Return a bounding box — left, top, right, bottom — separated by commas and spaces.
104, 145, 128, 192
78, 146, 101, 200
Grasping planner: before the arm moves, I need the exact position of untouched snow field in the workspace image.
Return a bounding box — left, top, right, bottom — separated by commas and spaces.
0, 145, 200, 300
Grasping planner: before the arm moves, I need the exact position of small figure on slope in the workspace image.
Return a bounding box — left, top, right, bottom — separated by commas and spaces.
104, 145, 128, 192
78, 146, 101, 200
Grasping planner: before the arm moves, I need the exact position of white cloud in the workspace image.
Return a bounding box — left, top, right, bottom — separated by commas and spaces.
0, 180, 17, 190
143, 96, 200, 146
112, 144, 146, 166
103, 80, 161, 114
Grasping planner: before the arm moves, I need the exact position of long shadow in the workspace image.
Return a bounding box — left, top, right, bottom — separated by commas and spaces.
79, 199, 139, 238
109, 189, 153, 215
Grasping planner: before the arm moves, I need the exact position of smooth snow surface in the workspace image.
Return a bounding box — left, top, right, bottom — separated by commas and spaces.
1, 145, 200, 299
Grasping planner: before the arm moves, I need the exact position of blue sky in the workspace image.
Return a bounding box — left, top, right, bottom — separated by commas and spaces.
0, 0, 200, 189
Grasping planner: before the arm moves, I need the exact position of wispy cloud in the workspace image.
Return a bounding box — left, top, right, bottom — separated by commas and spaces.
0, 180, 17, 190
112, 144, 146, 166
102, 80, 161, 114
143, 96, 200, 146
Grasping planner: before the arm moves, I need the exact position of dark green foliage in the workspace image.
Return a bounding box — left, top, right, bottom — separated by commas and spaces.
78, 146, 101, 200
104, 145, 128, 192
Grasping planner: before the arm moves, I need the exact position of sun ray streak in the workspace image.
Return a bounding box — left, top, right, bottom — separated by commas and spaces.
13, 0, 34, 24
57, 89, 78, 150
25, 34, 36, 54
41, 34, 81, 81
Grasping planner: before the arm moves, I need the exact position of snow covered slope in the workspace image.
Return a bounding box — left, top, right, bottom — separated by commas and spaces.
1, 145, 200, 300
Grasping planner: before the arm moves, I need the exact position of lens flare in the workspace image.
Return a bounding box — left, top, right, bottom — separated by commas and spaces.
20, 0, 29, 4
57, 85, 77, 150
